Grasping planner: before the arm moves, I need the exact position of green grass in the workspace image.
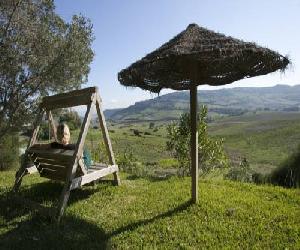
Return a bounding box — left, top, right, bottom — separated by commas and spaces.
0, 171, 299, 249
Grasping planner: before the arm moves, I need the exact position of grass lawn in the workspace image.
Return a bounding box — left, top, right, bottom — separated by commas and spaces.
0, 171, 299, 249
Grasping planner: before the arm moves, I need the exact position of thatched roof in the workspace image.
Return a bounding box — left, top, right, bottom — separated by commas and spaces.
118, 23, 290, 93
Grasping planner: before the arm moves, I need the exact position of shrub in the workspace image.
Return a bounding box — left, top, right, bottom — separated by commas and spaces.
116, 149, 146, 177
144, 132, 151, 136
0, 133, 19, 171
166, 106, 229, 176
225, 157, 253, 182
269, 145, 300, 188
252, 172, 269, 184
149, 122, 155, 129
133, 129, 141, 137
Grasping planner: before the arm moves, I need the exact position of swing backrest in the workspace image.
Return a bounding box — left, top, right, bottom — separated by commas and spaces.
27, 144, 86, 181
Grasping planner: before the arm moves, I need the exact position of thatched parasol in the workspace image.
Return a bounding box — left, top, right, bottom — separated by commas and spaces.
118, 23, 290, 203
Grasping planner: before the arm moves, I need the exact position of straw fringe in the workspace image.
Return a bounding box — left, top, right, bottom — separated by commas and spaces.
118, 24, 290, 93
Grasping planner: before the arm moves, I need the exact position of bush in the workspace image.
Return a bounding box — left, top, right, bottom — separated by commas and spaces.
116, 149, 146, 177
166, 106, 229, 176
0, 134, 19, 171
252, 172, 269, 185
149, 122, 155, 129
133, 129, 141, 137
225, 157, 253, 183
269, 145, 300, 188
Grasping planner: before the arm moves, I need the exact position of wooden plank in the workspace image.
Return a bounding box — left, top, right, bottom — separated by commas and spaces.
70, 165, 118, 190
41, 87, 97, 110
27, 148, 75, 160
39, 163, 67, 172
29, 147, 73, 155
190, 85, 198, 204
96, 94, 120, 186
88, 163, 107, 170
35, 157, 70, 166
40, 168, 67, 181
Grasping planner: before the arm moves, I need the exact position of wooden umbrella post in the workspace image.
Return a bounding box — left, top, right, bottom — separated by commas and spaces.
190, 85, 198, 203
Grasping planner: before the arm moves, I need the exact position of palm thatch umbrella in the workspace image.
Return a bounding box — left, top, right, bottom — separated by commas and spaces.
118, 23, 290, 203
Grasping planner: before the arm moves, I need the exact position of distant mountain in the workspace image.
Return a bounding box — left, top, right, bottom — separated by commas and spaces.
104, 85, 300, 121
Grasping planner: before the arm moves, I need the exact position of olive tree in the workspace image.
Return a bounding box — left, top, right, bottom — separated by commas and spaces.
0, 0, 94, 141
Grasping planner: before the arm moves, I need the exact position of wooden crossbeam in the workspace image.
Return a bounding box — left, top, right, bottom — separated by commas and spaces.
41, 87, 97, 110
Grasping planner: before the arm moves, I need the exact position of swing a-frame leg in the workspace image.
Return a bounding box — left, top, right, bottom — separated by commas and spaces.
96, 95, 120, 186
13, 109, 45, 193
56, 95, 95, 222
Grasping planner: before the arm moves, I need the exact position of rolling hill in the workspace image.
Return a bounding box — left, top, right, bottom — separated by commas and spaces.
104, 84, 300, 121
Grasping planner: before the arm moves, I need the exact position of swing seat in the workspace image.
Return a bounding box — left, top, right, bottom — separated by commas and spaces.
13, 87, 120, 222
27, 143, 118, 186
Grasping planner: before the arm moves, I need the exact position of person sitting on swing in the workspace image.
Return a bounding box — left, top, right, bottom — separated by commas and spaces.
51, 123, 92, 169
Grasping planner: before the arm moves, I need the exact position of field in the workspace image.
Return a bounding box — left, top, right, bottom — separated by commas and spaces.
75, 111, 300, 176
210, 112, 300, 174
0, 171, 299, 249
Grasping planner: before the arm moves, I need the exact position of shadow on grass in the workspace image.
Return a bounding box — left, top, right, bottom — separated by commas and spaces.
0, 181, 192, 249
107, 200, 192, 238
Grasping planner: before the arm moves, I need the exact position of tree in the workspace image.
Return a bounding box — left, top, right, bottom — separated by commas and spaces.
0, 0, 94, 142
166, 106, 229, 176
0, 133, 19, 170
59, 109, 81, 130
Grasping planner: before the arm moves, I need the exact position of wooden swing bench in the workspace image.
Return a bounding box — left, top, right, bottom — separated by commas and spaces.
13, 87, 120, 222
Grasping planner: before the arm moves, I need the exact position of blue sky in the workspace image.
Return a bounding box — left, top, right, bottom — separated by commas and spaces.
54, 0, 300, 109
